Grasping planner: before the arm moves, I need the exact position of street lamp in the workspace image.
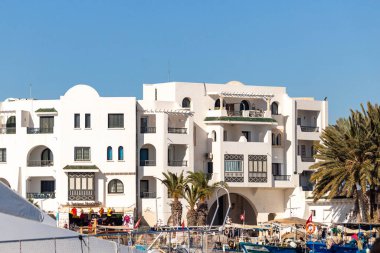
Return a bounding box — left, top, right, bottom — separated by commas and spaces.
155, 196, 161, 226
289, 194, 295, 217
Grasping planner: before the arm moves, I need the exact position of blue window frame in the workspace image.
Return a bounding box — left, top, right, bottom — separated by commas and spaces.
118, 146, 124, 161
107, 146, 113, 161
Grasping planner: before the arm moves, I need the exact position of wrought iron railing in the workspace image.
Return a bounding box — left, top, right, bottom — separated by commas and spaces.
68, 190, 95, 201
248, 172, 267, 183
27, 160, 54, 167
273, 175, 291, 181
0, 127, 16, 134
140, 160, 156, 166
300, 126, 319, 132
301, 156, 315, 162
168, 128, 187, 134
140, 127, 156, 133
27, 127, 54, 134
168, 160, 188, 167
140, 192, 157, 198
27, 192, 55, 199
224, 172, 244, 183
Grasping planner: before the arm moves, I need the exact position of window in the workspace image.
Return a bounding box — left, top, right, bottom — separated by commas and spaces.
68, 172, 95, 201
271, 102, 279, 115
74, 114, 80, 128
182, 97, 191, 108
272, 163, 281, 176
211, 131, 217, 142
108, 114, 124, 128
276, 134, 282, 146
118, 146, 124, 161
74, 147, 90, 161
223, 131, 227, 141
311, 210, 316, 217
242, 131, 250, 142
41, 180, 55, 193
0, 149, 6, 162
85, 114, 91, 128
40, 116, 54, 133
248, 155, 267, 173
6, 116, 16, 133
107, 146, 113, 161
224, 154, 244, 172
240, 100, 249, 111
108, 179, 124, 193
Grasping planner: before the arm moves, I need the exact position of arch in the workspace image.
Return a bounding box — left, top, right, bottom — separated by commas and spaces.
27, 145, 54, 167
108, 179, 124, 194
268, 213, 276, 221
211, 130, 217, 142
41, 148, 53, 166
272, 133, 276, 145
271, 102, 279, 115
6, 116, 16, 133
207, 193, 257, 225
140, 144, 156, 166
0, 178, 10, 187
118, 146, 124, 161
182, 97, 191, 108
214, 99, 226, 109
107, 146, 113, 161
240, 100, 250, 111
276, 134, 282, 146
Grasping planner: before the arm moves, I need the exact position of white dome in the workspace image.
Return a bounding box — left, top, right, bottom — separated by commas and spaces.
226, 80, 245, 86
64, 84, 100, 98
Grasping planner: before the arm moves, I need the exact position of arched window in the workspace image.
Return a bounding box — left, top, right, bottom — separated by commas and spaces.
108, 179, 124, 193
41, 148, 53, 166
182, 97, 191, 108
276, 134, 282, 146
214, 99, 226, 109
240, 100, 249, 111
107, 146, 113, 161
118, 146, 124, 161
6, 116, 16, 134
211, 131, 217, 142
272, 133, 276, 145
271, 102, 279, 115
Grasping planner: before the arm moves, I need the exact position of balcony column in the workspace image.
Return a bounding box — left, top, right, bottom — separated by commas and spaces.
220, 96, 224, 110
266, 97, 271, 117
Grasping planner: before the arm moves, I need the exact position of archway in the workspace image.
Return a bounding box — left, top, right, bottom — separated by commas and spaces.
240, 100, 250, 111
207, 193, 257, 225
0, 178, 10, 187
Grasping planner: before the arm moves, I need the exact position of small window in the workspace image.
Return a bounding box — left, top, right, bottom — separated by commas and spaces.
272, 133, 276, 146
211, 131, 217, 142
276, 134, 282, 146
74, 114, 80, 128
311, 210, 316, 217
108, 114, 124, 128
41, 180, 55, 193
107, 146, 113, 161
0, 148, 6, 162
118, 146, 124, 161
271, 102, 279, 115
85, 114, 91, 128
108, 179, 124, 194
182, 97, 191, 108
74, 147, 90, 161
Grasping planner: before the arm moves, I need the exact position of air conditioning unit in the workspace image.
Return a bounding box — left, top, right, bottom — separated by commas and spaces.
205, 153, 213, 160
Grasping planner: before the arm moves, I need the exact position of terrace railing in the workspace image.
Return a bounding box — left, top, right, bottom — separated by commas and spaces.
26, 192, 55, 199
140, 127, 156, 133
168, 160, 188, 167
168, 128, 187, 134
140, 192, 157, 198
273, 175, 291, 181
140, 160, 156, 166
300, 126, 319, 132
27, 127, 54, 134
27, 160, 54, 167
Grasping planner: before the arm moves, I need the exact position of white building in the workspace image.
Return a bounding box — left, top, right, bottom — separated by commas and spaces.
0, 81, 342, 226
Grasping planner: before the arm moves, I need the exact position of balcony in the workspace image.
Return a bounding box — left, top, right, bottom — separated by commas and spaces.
140, 192, 157, 198
27, 160, 54, 167
205, 109, 276, 125
300, 126, 319, 132
26, 192, 55, 199
168, 127, 187, 134
273, 175, 291, 181
301, 156, 315, 162
27, 127, 54, 134
140, 160, 156, 166
140, 127, 156, 133
248, 172, 267, 183
0, 127, 16, 134
68, 190, 95, 201
168, 160, 188, 167
224, 172, 244, 183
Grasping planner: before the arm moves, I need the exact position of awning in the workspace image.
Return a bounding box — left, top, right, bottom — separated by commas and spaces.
35, 108, 58, 116
207, 91, 274, 100
63, 165, 99, 172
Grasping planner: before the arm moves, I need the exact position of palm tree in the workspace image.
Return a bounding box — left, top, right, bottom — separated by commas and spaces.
158, 171, 186, 226
311, 111, 374, 222
187, 171, 227, 226
183, 184, 201, 226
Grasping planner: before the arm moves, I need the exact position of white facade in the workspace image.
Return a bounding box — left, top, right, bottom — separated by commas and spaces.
0, 81, 338, 226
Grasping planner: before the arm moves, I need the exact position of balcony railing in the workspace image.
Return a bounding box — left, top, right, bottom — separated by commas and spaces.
27, 192, 55, 199
140, 160, 156, 166
224, 172, 244, 183
300, 126, 319, 132
248, 172, 268, 183
140, 127, 156, 133
0, 127, 16, 134
226, 110, 265, 118
68, 190, 95, 201
168, 160, 188, 167
27, 127, 54, 134
27, 160, 54, 167
140, 192, 157, 198
168, 128, 187, 134
301, 156, 315, 162
273, 175, 291, 181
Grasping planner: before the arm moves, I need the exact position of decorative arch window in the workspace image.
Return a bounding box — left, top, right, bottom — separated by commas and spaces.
276, 134, 282, 146
240, 100, 250, 111
182, 97, 191, 108
214, 99, 226, 109
118, 146, 124, 161
271, 102, 279, 115
107, 146, 113, 161
211, 130, 217, 142
108, 179, 124, 194
6, 116, 16, 134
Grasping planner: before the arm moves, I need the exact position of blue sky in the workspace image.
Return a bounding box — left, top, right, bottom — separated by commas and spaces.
0, 1, 379, 123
